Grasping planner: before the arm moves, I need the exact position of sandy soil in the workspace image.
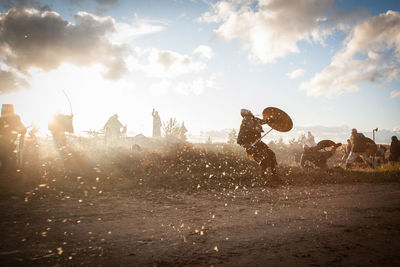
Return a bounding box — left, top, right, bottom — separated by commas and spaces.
1, 182, 400, 266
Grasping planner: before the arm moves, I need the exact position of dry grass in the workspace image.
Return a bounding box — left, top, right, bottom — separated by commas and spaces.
0, 137, 399, 198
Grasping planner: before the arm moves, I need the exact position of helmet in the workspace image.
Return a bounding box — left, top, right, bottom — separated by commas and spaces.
240, 109, 252, 117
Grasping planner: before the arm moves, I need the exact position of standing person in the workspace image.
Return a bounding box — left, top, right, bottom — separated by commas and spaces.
0, 104, 26, 170
103, 114, 124, 145
389, 136, 400, 163
237, 109, 277, 176
152, 109, 161, 137
345, 128, 373, 168
177, 122, 187, 140
305, 131, 316, 147
48, 113, 73, 150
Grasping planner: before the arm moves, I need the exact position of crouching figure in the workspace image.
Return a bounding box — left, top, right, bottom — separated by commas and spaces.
300, 140, 342, 169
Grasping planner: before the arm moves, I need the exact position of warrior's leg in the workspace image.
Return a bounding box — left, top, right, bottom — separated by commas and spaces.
256, 143, 277, 175
345, 152, 357, 169
360, 153, 374, 168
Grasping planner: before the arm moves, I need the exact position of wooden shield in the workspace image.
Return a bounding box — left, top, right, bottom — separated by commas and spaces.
316, 140, 336, 150
262, 107, 293, 132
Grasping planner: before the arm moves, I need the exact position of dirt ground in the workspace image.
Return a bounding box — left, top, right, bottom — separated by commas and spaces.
1, 181, 400, 266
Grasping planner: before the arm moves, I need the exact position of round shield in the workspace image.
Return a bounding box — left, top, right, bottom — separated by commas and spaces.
262, 107, 293, 132
316, 140, 336, 150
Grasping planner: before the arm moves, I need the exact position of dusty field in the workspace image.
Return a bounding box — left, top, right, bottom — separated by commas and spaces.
1, 141, 400, 266
1, 181, 400, 266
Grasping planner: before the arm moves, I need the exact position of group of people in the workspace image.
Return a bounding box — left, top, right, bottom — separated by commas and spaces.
0, 105, 188, 169
236, 108, 400, 177
1, 104, 400, 175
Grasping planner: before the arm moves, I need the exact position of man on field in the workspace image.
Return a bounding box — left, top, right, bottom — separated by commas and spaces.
237, 109, 277, 176
0, 104, 26, 170
103, 114, 124, 145
345, 128, 373, 169
49, 113, 74, 150
300, 141, 341, 169
152, 109, 162, 137
389, 136, 400, 163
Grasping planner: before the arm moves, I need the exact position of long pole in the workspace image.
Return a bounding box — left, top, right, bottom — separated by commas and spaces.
251, 128, 273, 147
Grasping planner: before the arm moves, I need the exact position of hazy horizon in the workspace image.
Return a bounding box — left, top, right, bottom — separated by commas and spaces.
0, 0, 399, 138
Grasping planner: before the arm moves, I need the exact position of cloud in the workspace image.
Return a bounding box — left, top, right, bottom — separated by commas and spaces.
95, 0, 119, 5
0, 8, 128, 83
1, 0, 50, 11
300, 10, 400, 97
287, 68, 305, 79
193, 45, 214, 60
110, 17, 166, 44
174, 75, 217, 95
127, 48, 206, 78
198, 0, 358, 64
0, 69, 29, 94
390, 90, 400, 99
149, 76, 217, 96
0, 7, 163, 94
150, 80, 171, 96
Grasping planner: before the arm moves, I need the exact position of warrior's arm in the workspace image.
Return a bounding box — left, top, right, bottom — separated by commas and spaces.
254, 117, 268, 125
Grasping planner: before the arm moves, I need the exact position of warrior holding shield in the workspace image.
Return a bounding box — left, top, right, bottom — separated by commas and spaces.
345, 128, 375, 169
237, 107, 292, 177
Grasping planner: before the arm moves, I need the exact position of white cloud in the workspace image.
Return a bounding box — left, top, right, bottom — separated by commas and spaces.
193, 45, 214, 60
0, 7, 131, 93
287, 68, 305, 79
109, 15, 166, 44
300, 10, 400, 97
148, 76, 217, 96
198, 0, 357, 64
127, 48, 206, 78
150, 80, 171, 96
174, 75, 217, 96
390, 90, 400, 99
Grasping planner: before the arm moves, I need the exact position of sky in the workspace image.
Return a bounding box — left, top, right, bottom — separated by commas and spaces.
0, 0, 399, 139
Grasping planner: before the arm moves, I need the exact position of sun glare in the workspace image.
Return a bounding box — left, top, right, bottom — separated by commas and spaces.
6, 63, 144, 136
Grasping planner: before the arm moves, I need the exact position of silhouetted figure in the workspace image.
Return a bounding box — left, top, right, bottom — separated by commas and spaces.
300, 141, 341, 169
103, 114, 124, 145
0, 104, 26, 170
152, 109, 161, 137
178, 122, 187, 140
389, 136, 400, 163
305, 131, 316, 147
237, 109, 277, 176
49, 113, 74, 150
345, 128, 373, 168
